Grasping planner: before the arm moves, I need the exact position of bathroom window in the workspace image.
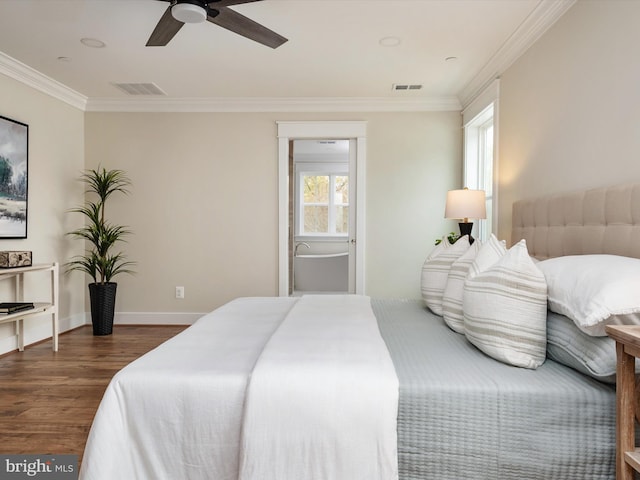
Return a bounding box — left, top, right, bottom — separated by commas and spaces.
299, 173, 349, 236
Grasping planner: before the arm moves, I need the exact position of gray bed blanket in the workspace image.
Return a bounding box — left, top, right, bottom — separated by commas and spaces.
372, 299, 616, 480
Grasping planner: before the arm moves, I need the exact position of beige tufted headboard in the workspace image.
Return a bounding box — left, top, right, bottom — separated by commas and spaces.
511, 183, 640, 260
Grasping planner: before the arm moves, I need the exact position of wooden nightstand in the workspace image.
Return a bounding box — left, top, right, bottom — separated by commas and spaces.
606, 325, 640, 480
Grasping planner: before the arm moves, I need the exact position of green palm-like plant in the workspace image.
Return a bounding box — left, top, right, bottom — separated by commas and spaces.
66, 167, 135, 284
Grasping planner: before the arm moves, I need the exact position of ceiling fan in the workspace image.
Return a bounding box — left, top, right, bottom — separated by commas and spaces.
146, 0, 288, 49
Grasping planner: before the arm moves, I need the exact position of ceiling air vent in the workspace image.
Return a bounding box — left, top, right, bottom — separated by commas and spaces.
112, 82, 166, 96
392, 84, 423, 91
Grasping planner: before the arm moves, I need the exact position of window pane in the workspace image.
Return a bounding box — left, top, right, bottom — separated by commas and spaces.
465, 103, 494, 242
482, 124, 494, 197
335, 176, 349, 204
304, 175, 329, 203
335, 206, 349, 234
304, 206, 328, 233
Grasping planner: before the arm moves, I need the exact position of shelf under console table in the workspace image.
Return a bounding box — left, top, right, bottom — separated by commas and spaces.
0, 263, 59, 352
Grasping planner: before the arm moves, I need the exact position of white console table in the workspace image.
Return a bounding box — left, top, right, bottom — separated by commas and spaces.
0, 263, 59, 352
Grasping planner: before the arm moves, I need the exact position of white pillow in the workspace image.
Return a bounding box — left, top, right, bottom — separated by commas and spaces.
463, 239, 548, 369
537, 254, 640, 337
420, 235, 470, 316
442, 240, 482, 333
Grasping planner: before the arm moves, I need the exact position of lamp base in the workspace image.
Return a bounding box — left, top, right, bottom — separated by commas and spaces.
458, 222, 475, 244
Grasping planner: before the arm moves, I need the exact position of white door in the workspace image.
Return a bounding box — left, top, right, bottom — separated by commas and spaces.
347, 138, 357, 293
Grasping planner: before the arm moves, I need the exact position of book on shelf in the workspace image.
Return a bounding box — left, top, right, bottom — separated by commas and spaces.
0, 302, 35, 314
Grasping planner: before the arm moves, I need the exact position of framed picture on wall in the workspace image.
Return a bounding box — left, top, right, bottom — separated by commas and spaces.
0, 115, 28, 239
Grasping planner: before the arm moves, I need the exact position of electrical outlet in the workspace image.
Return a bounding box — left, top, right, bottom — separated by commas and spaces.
175, 286, 185, 299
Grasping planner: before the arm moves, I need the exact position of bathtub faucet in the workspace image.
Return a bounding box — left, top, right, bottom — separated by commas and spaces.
294, 242, 311, 256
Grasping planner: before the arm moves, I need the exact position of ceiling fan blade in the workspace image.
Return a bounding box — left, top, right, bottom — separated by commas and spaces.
146, 5, 185, 46
207, 6, 288, 49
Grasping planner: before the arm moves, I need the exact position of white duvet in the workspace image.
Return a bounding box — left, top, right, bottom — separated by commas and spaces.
79, 295, 399, 480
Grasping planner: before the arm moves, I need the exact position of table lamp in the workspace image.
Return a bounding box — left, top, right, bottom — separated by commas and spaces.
444, 188, 486, 244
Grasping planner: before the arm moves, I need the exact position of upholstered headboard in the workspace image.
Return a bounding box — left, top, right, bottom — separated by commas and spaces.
511, 183, 640, 260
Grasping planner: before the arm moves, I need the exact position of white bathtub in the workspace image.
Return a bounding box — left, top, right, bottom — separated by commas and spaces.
294, 252, 349, 293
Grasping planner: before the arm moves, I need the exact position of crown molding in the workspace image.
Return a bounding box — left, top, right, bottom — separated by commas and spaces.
0, 52, 461, 113
84, 96, 461, 113
0, 52, 87, 110
0, 49, 459, 112
0, 0, 575, 114
458, 0, 576, 109
0, 50, 459, 112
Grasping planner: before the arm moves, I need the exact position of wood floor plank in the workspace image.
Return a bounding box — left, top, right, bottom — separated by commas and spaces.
0, 324, 186, 466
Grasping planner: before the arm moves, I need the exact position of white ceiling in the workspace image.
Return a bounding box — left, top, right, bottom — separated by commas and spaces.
0, 0, 574, 111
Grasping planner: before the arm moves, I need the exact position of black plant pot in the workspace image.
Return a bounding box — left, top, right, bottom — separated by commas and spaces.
89, 282, 117, 336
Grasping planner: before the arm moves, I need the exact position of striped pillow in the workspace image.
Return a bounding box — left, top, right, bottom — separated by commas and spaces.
420, 236, 470, 316
441, 234, 506, 333
442, 241, 482, 333
463, 239, 548, 369
467, 233, 506, 280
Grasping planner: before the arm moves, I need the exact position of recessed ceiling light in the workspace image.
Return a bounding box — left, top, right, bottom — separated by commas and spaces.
379, 36, 401, 47
80, 38, 106, 48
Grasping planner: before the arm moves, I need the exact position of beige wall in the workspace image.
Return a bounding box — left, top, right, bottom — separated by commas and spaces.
14, 0, 638, 339
498, 0, 640, 242
365, 112, 462, 298
85, 110, 461, 313
13, 0, 640, 344
0, 74, 85, 353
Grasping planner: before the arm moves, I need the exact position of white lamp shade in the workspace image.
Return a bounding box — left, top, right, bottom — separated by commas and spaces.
172, 3, 207, 24
444, 189, 487, 220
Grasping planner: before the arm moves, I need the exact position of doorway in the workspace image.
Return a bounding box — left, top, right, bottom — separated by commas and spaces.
291, 139, 354, 295
277, 121, 367, 297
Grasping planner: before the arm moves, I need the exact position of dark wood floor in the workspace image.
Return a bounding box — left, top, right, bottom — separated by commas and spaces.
0, 325, 186, 465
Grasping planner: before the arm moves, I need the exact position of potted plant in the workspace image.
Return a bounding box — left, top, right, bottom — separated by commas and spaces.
67, 167, 135, 336
435, 232, 461, 245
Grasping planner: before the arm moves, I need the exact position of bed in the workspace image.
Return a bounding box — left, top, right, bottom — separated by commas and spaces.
80, 183, 640, 480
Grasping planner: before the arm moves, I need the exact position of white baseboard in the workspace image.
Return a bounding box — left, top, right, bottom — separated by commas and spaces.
0, 312, 87, 356
0, 312, 202, 356
114, 312, 205, 325
62, 312, 89, 331
0, 333, 18, 355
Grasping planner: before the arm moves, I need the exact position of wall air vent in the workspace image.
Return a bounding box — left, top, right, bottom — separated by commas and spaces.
392, 84, 423, 91
112, 82, 166, 96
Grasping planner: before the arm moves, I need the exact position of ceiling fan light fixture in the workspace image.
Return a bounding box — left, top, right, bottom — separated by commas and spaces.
171, 3, 207, 24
